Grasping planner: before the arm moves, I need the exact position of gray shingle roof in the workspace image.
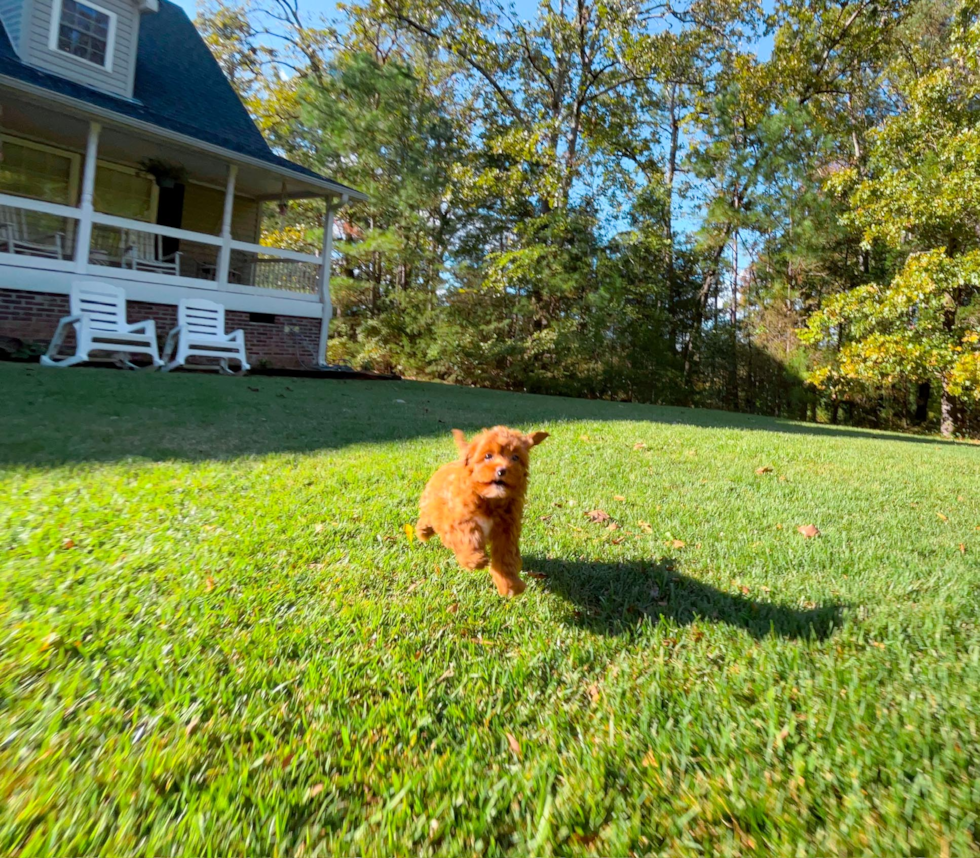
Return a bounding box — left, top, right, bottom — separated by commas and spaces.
0, 0, 361, 197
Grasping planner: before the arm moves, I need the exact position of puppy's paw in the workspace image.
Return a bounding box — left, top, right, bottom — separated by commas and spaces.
491, 569, 527, 597
415, 520, 435, 542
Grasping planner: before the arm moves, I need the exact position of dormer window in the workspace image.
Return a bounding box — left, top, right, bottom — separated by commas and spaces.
49, 0, 117, 71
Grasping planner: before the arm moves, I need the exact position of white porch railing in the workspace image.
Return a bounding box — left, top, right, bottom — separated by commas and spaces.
0, 195, 81, 268
0, 192, 324, 296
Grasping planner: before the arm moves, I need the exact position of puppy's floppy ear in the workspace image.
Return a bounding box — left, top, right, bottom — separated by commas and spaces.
451, 429, 468, 454
524, 431, 549, 448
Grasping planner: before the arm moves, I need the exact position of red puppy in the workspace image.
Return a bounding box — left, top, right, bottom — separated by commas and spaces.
416, 426, 548, 596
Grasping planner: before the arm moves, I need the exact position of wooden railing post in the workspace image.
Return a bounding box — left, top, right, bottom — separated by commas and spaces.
217, 164, 238, 285
74, 121, 101, 273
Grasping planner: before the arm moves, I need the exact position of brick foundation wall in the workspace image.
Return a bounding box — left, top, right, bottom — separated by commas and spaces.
0, 288, 321, 369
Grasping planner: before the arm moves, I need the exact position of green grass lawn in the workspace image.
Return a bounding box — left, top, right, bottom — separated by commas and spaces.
2, 362, 980, 857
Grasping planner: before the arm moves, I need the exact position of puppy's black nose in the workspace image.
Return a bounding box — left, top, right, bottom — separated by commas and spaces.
495, 467, 508, 478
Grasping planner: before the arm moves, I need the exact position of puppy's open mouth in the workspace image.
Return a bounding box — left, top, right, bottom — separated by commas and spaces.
491, 479, 507, 487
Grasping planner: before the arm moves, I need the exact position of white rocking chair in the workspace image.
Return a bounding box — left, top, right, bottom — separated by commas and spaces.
122, 229, 181, 276
0, 205, 65, 259
162, 298, 249, 374
40, 281, 163, 370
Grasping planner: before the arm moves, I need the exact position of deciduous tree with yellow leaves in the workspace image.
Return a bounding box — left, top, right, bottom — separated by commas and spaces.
802, 0, 980, 436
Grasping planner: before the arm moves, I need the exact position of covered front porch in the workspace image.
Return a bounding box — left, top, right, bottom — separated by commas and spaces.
0, 92, 356, 363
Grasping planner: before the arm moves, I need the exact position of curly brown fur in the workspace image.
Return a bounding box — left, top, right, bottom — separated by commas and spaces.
416, 426, 548, 596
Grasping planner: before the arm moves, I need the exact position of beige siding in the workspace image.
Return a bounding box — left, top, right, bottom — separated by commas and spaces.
178, 182, 260, 277
24, 0, 140, 98
181, 182, 259, 242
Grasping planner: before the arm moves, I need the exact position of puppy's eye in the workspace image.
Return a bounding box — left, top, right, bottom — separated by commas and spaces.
484, 452, 493, 460
511, 454, 519, 462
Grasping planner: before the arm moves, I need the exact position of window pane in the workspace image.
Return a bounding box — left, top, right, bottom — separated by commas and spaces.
94, 168, 155, 221
57, 0, 109, 66
0, 140, 74, 204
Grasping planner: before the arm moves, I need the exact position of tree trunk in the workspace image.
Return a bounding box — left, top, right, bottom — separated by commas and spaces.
682, 227, 734, 394
729, 227, 739, 411
914, 382, 931, 425
665, 87, 681, 351
940, 379, 956, 438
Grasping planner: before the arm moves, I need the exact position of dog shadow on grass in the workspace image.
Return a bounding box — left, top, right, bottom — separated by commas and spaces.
526, 555, 843, 640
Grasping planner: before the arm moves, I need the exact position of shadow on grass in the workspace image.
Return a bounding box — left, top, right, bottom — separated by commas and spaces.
0, 362, 962, 466
527, 555, 843, 640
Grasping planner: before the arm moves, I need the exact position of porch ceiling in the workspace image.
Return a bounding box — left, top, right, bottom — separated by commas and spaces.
1, 92, 337, 201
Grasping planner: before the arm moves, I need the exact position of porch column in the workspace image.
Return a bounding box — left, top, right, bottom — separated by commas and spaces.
316, 196, 341, 366
74, 122, 101, 273
217, 164, 238, 285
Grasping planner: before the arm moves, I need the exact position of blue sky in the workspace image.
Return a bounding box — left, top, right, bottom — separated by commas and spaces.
173, 0, 775, 250
173, 0, 574, 25
173, 0, 775, 58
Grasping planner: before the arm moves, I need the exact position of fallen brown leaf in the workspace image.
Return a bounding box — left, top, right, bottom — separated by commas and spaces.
670, 539, 686, 549
611, 537, 625, 545
585, 509, 611, 523
306, 783, 324, 799
587, 683, 600, 703
204, 577, 216, 593
633, 442, 647, 450
641, 750, 658, 768
613, 495, 626, 501
606, 522, 620, 531
755, 465, 774, 475
506, 732, 521, 757
797, 524, 820, 538
447, 602, 459, 614
638, 521, 653, 533
539, 514, 552, 522
62, 538, 75, 550
937, 513, 948, 522
185, 716, 201, 737
528, 571, 548, 580
960, 543, 967, 555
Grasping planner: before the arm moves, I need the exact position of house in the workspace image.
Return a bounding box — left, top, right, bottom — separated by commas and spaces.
0, 0, 365, 367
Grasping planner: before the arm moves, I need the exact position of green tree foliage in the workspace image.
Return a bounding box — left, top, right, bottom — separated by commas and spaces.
802, 0, 980, 435
196, 0, 980, 436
